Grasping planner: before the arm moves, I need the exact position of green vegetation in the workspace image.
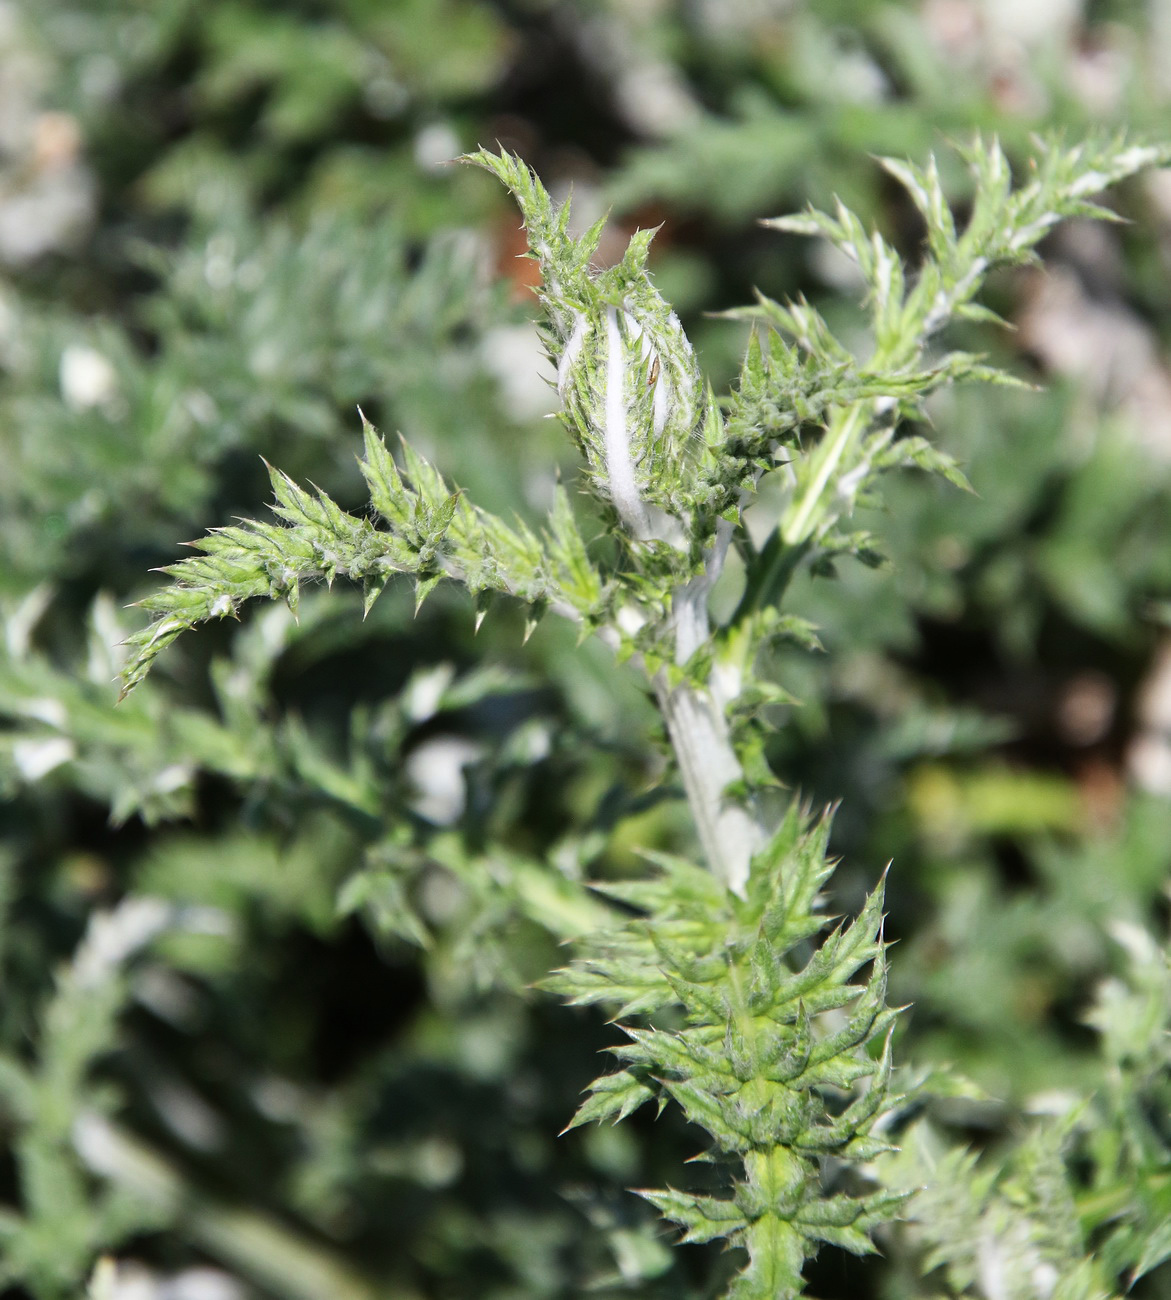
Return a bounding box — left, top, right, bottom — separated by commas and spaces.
3, 3, 1171, 1298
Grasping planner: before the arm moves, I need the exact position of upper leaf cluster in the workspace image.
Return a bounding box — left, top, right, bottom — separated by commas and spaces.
719, 136, 1170, 561
463, 147, 719, 537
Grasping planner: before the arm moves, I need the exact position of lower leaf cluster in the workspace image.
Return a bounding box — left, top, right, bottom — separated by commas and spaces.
548, 806, 906, 1299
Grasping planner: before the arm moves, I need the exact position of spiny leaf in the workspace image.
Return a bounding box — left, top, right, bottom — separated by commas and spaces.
563, 1070, 655, 1131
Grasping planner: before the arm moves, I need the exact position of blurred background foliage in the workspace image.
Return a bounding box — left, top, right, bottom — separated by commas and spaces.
1, 0, 1171, 1296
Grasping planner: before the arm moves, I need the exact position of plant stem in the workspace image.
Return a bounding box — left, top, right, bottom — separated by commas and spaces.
732, 534, 810, 627
75, 1114, 382, 1300
781, 401, 866, 546
654, 519, 766, 895
655, 675, 764, 895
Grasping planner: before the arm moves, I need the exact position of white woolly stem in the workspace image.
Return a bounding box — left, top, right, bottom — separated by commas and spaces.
656, 518, 765, 896
557, 312, 589, 401
603, 306, 651, 539
672, 518, 731, 663
655, 677, 763, 897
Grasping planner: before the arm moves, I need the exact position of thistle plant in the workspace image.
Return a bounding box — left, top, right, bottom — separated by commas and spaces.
120, 134, 1169, 1297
